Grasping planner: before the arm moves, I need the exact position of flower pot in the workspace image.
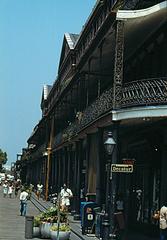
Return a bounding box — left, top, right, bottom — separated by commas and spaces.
40, 222, 59, 239
40, 222, 53, 239
50, 230, 71, 240
33, 226, 40, 238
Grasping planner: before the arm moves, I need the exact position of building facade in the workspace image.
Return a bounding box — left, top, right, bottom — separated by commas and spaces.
20, 0, 167, 237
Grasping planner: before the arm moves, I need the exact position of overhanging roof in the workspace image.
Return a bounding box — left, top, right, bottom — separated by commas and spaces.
116, 1, 167, 60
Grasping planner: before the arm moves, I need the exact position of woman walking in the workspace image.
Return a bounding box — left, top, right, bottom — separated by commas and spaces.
8, 183, 13, 198
3, 181, 8, 197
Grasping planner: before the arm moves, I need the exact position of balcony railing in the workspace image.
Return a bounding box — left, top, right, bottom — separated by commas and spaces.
61, 87, 114, 142
55, 77, 167, 146
122, 77, 167, 107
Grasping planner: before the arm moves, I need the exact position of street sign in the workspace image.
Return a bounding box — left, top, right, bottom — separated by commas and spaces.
111, 164, 133, 173
122, 158, 135, 165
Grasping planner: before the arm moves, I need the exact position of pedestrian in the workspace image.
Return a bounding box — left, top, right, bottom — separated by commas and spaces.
116, 193, 124, 213
36, 182, 43, 200
28, 183, 34, 200
160, 203, 167, 240
3, 181, 8, 197
15, 179, 21, 197
60, 183, 73, 212
8, 183, 13, 198
19, 188, 29, 216
114, 193, 126, 240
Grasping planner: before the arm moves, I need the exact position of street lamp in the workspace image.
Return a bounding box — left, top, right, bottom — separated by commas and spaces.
104, 132, 116, 156
43, 147, 51, 201
102, 132, 116, 240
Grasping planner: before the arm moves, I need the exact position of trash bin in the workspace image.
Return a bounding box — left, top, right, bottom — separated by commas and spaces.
81, 202, 99, 234
95, 212, 105, 238
25, 215, 34, 239
80, 201, 93, 226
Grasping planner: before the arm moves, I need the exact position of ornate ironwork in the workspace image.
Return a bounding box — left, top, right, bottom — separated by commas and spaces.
56, 77, 167, 146
115, 0, 154, 10
26, 143, 47, 161
113, 20, 125, 109
75, 1, 112, 66
122, 0, 140, 10
59, 87, 113, 143
121, 78, 167, 107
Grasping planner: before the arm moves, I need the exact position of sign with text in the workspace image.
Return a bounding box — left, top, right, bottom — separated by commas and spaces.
122, 158, 135, 165
111, 164, 133, 173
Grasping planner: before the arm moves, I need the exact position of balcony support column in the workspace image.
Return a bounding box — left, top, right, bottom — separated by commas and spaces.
113, 20, 125, 109
74, 140, 82, 220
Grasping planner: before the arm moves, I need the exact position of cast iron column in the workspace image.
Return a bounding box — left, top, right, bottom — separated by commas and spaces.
113, 20, 125, 110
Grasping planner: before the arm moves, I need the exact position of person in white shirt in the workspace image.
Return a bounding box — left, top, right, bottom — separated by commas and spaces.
60, 184, 73, 212
19, 188, 29, 216
8, 183, 13, 198
3, 181, 8, 197
37, 182, 43, 200
160, 204, 167, 240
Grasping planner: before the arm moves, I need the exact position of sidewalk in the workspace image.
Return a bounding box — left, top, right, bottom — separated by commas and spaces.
34, 194, 159, 240
32, 193, 98, 240
0, 186, 40, 240
68, 214, 98, 240
28, 190, 162, 240
0, 186, 159, 240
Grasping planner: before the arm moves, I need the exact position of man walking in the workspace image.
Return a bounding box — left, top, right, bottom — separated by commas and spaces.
60, 184, 73, 212
19, 188, 29, 216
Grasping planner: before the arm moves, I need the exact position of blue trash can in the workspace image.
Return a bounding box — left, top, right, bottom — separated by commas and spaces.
80, 202, 93, 226
81, 202, 99, 234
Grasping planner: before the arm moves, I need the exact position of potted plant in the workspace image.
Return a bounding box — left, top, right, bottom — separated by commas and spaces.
39, 207, 68, 239
40, 207, 58, 239
50, 224, 71, 240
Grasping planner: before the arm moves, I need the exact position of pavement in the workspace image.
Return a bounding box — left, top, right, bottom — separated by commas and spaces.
32, 193, 159, 240
31, 193, 98, 240
0, 186, 159, 240
0, 186, 97, 240
0, 186, 40, 240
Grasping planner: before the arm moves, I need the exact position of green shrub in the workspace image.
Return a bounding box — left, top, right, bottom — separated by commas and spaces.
34, 216, 41, 227
50, 223, 71, 232
34, 207, 68, 224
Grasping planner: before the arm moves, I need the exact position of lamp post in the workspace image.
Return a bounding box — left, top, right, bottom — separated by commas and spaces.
102, 132, 116, 240
44, 147, 51, 201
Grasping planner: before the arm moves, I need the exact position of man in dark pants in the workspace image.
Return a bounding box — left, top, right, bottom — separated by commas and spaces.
19, 188, 29, 216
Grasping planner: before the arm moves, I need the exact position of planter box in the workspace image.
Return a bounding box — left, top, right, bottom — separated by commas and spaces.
40, 222, 57, 239
50, 230, 71, 240
33, 226, 40, 238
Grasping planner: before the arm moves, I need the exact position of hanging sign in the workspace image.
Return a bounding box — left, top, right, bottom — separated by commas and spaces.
111, 164, 133, 173
122, 158, 135, 165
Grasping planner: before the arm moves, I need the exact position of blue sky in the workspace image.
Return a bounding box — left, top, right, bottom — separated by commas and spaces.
0, 0, 95, 167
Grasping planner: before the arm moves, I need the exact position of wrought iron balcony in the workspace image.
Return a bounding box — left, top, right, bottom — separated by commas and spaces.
60, 87, 113, 143
55, 77, 167, 146
121, 77, 167, 108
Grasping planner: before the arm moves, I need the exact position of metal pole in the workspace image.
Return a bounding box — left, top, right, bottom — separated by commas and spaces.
109, 125, 119, 238
45, 117, 54, 201
102, 162, 111, 240
45, 147, 51, 201
57, 193, 61, 240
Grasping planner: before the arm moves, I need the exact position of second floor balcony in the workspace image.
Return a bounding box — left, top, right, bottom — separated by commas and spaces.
54, 77, 167, 146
